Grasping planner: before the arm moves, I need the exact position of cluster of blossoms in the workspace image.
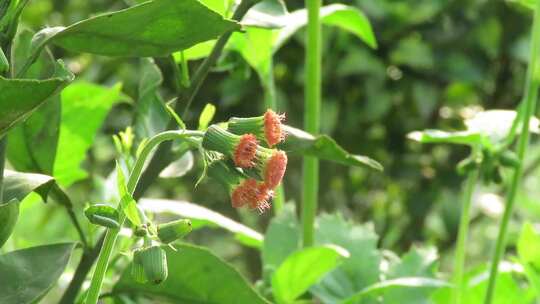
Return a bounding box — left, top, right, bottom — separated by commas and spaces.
203, 109, 288, 213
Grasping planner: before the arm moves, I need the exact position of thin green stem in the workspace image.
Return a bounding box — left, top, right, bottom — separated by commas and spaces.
302, 0, 321, 247
452, 167, 479, 304
179, 51, 190, 88
84, 130, 203, 304
484, 3, 540, 303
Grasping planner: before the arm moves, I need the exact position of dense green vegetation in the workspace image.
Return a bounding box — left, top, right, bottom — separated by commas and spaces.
3, 0, 540, 303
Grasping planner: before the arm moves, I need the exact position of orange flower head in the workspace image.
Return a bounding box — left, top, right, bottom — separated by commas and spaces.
263, 110, 286, 147
233, 134, 258, 168
263, 151, 288, 189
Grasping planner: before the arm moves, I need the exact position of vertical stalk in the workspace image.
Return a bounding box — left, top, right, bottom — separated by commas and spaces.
84, 131, 203, 304
452, 166, 479, 304
484, 2, 540, 303
302, 0, 321, 247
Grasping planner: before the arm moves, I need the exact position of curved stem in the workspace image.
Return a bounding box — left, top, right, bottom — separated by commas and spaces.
84, 130, 203, 304
484, 2, 540, 303
452, 166, 479, 304
302, 0, 321, 247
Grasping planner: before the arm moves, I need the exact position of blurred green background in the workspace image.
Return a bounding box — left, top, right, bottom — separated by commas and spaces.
8, 0, 540, 286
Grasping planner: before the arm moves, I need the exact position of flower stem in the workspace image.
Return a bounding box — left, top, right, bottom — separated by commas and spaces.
84, 130, 203, 304
484, 3, 540, 303
302, 0, 321, 247
452, 167, 479, 304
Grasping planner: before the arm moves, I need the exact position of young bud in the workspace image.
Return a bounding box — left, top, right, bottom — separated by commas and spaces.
132, 245, 168, 285
499, 151, 520, 168
203, 125, 258, 168
228, 109, 286, 147
84, 204, 120, 229
157, 219, 192, 244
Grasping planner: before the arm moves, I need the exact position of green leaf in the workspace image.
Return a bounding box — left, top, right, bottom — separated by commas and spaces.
262, 204, 301, 269
0, 60, 73, 137
518, 222, 540, 268
341, 277, 450, 304
54, 81, 125, 187
272, 245, 350, 304
117, 164, 143, 227
114, 244, 270, 304
0, 243, 75, 304
0, 199, 19, 248
407, 129, 482, 146
311, 214, 381, 303
139, 198, 263, 248
134, 58, 169, 139
242, 0, 289, 29
275, 4, 377, 50
408, 110, 540, 150
8, 29, 61, 175
50, 0, 240, 57
198, 103, 217, 130
280, 125, 382, 171
1, 170, 55, 205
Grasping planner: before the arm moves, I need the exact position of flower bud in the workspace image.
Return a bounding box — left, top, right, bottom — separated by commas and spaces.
499, 151, 520, 168
203, 125, 258, 168
84, 204, 120, 229
157, 219, 192, 244
132, 245, 168, 285
208, 161, 273, 213
228, 109, 286, 147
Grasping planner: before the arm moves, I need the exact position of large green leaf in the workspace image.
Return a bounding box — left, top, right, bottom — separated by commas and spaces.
53, 81, 125, 187
50, 0, 240, 57
8, 29, 61, 174
0, 61, 73, 137
342, 277, 450, 304
280, 125, 382, 171
432, 263, 530, 304
262, 204, 301, 270
134, 58, 168, 139
139, 198, 263, 248
518, 222, 540, 268
311, 214, 381, 303
0, 243, 75, 304
114, 244, 270, 303
0, 199, 19, 248
272, 245, 349, 304
1, 170, 55, 205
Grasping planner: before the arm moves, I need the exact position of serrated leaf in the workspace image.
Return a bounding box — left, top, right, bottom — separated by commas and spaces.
114, 244, 270, 303
0, 243, 75, 304
139, 198, 263, 248
50, 0, 240, 57
272, 245, 349, 304
280, 125, 382, 170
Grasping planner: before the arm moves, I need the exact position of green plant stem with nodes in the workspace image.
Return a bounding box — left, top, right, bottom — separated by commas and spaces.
484, 2, 540, 303
451, 152, 480, 304
61, 2, 260, 302
133, 0, 261, 200
85, 130, 203, 304
302, 0, 321, 247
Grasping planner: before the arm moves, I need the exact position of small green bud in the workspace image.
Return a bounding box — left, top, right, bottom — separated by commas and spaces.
499, 151, 520, 168
134, 225, 148, 237
157, 219, 192, 244
84, 204, 120, 229
456, 157, 478, 175
132, 245, 168, 285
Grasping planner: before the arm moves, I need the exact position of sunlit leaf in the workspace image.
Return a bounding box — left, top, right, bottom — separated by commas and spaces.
115, 244, 270, 303
262, 204, 301, 270
0, 243, 75, 304
50, 0, 240, 57
139, 198, 263, 248
280, 125, 383, 171
54, 82, 125, 187
242, 0, 288, 29
272, 245, 349, 304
